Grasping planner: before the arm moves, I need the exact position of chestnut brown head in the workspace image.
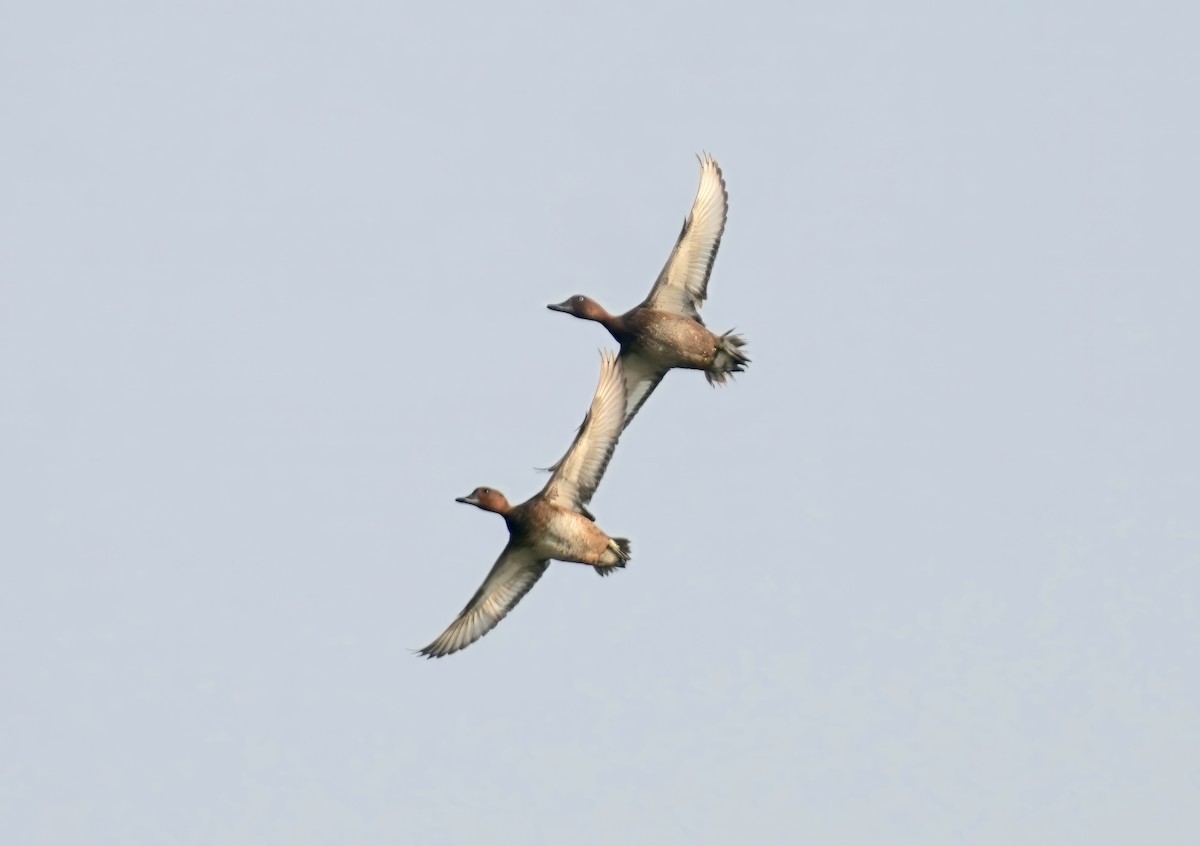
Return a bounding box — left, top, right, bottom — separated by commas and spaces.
547, 295, 608, 323
454, 487, 511, 514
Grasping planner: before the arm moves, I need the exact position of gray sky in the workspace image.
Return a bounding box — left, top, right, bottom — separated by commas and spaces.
3, 1, 1197, 843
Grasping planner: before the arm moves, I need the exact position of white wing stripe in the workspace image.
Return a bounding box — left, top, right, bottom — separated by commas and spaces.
644, 153, 729, 319
418, 546, 549, 658
619, 350, 668, 429
542, 350, 627, 510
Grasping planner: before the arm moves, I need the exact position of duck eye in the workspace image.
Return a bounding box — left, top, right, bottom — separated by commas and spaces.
575, 296, 584, 303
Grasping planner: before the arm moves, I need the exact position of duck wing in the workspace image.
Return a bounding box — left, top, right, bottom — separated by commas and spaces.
641, 153, 728, 322
541, 350, 626, 512
417, 542, 549, 658
619, 348, 668, 430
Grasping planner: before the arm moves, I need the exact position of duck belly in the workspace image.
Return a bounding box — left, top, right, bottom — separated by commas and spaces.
633, 315, 719, 370
536, 510, 611, 565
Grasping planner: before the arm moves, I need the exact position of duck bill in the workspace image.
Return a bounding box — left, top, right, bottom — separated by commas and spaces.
455, 493, 480, 506
546, 299, 572, 313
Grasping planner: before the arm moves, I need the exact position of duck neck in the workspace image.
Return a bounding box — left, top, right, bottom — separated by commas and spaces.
594, 309, 622, 340
501, 505, 526, 535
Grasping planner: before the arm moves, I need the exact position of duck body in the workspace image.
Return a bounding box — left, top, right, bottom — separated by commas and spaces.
614, 307, 738, 375
548, 153, 749, 428
503, 496, 629, 570
418, 351, 631, 658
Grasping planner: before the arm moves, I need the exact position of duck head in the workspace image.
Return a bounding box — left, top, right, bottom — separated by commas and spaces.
547, 295, 609, 323
455, 487, 511, 514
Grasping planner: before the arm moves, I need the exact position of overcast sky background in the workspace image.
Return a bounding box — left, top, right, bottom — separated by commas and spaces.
3, 1, 1197, 843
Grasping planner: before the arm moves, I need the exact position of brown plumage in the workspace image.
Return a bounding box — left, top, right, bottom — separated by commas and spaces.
548, 152, 749, 429
417, 351, 630, 659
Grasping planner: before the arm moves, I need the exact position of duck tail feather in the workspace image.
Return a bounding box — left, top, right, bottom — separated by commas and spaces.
706, 330, 750, 386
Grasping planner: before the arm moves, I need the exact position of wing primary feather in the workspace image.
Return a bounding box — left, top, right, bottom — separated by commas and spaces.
642, 153, 729, 319
618, 349, 668, 430
540, 350, 627, 510
417, 545, 549, 658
